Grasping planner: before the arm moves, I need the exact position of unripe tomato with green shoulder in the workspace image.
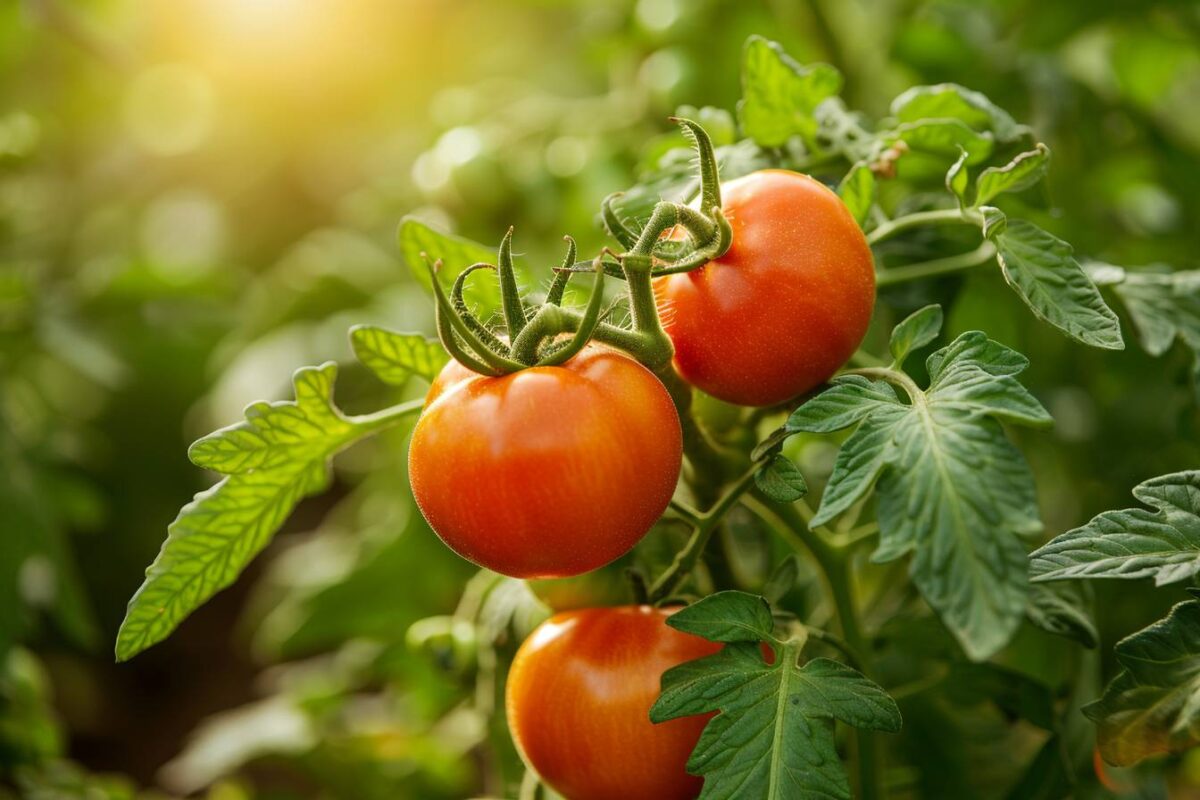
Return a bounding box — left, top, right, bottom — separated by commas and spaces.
655, 169, 875, 407
506, 606, 720, 800
408, 347, 683, 579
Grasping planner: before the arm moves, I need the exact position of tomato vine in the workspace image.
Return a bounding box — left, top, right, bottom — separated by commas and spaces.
114, 31, 1200, 800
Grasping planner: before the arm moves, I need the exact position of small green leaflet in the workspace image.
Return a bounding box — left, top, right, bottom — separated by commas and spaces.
650, 592, 901, 800
1084, 600, 1200, 766
889, 83, 1029, 142
837, 162, 874, 226
754, 455, 808, 503
789, 330, 1051, 660
350, 325, 447, 386
990, 218, 1124, 350
1030, 471, 1200, 586
399, 216, 508, 313
1096, 265, 1200, 398
881, 118, 994, 164
889, 304, 943, 367
1026, 582, 1098, 649
738, 35, 842, 149
117, 364, 416, 661
945, 147, 969, 205
975, 144, 1050, 206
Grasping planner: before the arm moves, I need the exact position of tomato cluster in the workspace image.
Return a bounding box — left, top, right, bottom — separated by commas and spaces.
407, 158, 874, 797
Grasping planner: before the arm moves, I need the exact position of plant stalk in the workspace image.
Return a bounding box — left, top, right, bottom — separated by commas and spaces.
866, 207, 983, 246
876, 241, 996, 287
744, 496, 881, 800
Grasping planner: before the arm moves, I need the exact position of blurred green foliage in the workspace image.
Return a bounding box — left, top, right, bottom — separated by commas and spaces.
1, 0, 1198, 797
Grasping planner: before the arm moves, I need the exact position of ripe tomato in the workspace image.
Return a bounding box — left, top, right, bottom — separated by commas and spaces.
506, 606, 721, 800
655, 169, 876, 407
408, 348, 682, 579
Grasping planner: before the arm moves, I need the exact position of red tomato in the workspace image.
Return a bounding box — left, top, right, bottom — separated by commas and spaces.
655, 169, 876, 407
506, 606, 721, 800
408, 348, 682, 579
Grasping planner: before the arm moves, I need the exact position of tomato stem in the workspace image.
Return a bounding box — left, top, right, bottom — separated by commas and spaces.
667, 498, 703, 525
646, 464, 761, 603
518, 768, 540, 800
348, 397, 426, 430
843, 366, 924, 405
866, 206, 984, 246
743, 496, 882, 800
876, 240, 996, 287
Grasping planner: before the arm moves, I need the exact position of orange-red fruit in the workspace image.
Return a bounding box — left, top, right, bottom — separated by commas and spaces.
408, 348, 682, 579
655, 169, 876, 407
506, 606, 721, 800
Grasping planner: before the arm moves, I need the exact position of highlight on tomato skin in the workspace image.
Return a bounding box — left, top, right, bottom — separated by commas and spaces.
407, 347, 684, 580
655, 169, 876, 408
506, 606, 722, 800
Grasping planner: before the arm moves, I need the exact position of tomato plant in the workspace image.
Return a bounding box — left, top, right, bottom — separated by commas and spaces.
96, 23, 1200, 800
506, 606, 720, 800
409, 348, 683, 578
656, 169, 875, 407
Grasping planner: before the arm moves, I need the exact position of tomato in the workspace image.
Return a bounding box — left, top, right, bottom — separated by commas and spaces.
506, 606, 721, 800
655, 169, 876, 407
408, 348, 683, 579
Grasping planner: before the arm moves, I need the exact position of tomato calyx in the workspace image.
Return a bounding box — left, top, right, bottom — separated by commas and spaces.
425, 117, 734, 378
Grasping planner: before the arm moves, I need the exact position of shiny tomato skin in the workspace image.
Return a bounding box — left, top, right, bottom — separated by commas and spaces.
408, 348, 682, 579
506, 606, 721, 800
656, 169, 876, 407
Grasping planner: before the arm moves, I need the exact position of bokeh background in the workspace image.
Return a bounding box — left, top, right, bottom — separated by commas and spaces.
2, 0, 1199, 797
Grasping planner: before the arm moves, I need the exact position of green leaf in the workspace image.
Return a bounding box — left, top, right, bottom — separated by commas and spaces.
890, 83, 1028, 142
785, 375, 898, 433
991, 219, 1124, 350
979, 205, 1007, 238
118, 364, 410, 661
883, 119, 995, 164
350, 325, 447, 386
876, 409, 1035, 660
1026, 582, 1098, 648
945, 147, 970, 205
188, 364, 360, 474
889, 304, 944, 367
1030, 471, 1200, 586
651, 642, 900, 800
399, 216, 504, 313
116, 459, 328, 662
791, 332, 1049, 660
761, 556, 800, 604
750, 425, 789, 463
838, 162, 875, 226
975, 144, 1051, 206
754, 455, 808, 503
738, 35, 842, 149
1084, 600, 1200, 766
808, 406, 907, 526
1109, 268, 1200, 397
665, 590, 775, 643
